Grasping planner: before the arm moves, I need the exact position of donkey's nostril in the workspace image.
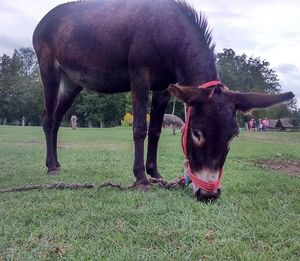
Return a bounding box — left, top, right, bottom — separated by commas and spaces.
196, 188, 221, 202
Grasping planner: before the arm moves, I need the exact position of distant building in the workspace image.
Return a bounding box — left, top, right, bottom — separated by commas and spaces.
267, 118, 296, 131
267, 119, 278, 129
163, 114, 184, 129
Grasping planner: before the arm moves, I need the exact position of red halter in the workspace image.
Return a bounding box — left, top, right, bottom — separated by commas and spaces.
181, 80, 224, 192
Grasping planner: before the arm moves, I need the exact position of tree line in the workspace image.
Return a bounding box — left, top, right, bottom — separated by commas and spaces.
0, 47, 299, 127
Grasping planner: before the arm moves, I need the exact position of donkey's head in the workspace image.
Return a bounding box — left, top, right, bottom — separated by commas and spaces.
168, 82, 294, 201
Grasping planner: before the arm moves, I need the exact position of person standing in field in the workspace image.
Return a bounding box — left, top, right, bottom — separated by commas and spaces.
249, 118, 255, 131
21, 116, 25, 127
262, 118, 269, 131
71, 115, 77, 129
258, 119, 263, 132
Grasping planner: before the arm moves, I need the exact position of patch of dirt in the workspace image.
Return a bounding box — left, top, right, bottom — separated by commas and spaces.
57, 145, 72, 149
23, 140, 42, 144
57, 143, 128, 150
255, 160, 300, 177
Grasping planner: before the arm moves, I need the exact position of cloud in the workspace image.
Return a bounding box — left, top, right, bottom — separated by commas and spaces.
0, 1, 21, 14
276, 64, 300, 102
0, 6, 37, 55
0, 0, 65, 56
191, 0, 300, 107
0, 35, 23, 50
277, 64, 299, 74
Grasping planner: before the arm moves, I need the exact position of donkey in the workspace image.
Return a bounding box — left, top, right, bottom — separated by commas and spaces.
33, 0, 294, 201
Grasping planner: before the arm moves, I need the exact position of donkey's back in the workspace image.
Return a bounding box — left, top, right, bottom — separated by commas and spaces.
33, 0, 177, 93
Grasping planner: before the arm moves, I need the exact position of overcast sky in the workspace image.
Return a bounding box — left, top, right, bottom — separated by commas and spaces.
0, 0, 299, 106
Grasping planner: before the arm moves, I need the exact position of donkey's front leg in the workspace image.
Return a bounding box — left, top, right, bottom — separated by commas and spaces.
131, 84, 150, 191
146, 90, 171, 179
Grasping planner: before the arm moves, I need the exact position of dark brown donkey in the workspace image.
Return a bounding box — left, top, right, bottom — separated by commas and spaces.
33, 0, 294, 200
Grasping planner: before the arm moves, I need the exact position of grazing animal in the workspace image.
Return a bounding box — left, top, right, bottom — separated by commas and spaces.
33, 0, 294, 201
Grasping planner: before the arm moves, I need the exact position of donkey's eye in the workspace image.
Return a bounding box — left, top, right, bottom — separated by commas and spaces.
191, 129, 204, 146
192, 129, 201, 139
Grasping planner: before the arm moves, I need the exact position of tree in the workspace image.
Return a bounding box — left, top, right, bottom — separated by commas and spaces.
291, 109, 300, 126
65, 90, 127, 127
217, 48, 293, 126
0, 48, 43, 125
13, 48, 43, 125
217, 48, 280, 93
0, 54, 14, 123
165, 97, 185, 120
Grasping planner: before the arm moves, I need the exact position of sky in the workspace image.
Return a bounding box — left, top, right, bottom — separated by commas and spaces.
0, 0, 299, 106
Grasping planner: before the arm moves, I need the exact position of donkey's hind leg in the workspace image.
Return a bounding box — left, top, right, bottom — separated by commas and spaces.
39, 56, 61, 175
52, 73, 82, 168
40, 59, 81, 174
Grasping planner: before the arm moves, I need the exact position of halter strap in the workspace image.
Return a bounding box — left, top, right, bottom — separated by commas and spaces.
200, 80, 223, 89
181, 80, 224, 192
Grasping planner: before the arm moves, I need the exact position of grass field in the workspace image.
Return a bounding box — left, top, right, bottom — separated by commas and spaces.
0, 125, 299, 260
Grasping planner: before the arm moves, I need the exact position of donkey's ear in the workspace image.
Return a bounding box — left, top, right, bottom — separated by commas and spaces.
168, 84, 212, 105
226, 91, 294, 112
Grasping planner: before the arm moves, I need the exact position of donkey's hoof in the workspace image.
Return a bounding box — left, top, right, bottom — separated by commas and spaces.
132, 180, 150, 192
47, 168, 60, 175
149, 173, 163, 180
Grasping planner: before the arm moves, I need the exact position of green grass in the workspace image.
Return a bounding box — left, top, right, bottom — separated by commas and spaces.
0, 126, 299, 260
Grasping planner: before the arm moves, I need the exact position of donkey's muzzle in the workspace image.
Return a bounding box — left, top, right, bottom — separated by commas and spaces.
196, 188, 221, 202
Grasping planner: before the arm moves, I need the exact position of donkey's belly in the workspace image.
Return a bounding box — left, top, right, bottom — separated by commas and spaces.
62, 66, 131, 93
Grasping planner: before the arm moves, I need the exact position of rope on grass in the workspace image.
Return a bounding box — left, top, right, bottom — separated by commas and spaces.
0, 178, 183, 193
148, 177, 182, 189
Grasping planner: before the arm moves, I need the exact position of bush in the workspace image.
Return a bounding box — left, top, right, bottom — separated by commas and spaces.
121, 112, 150, 127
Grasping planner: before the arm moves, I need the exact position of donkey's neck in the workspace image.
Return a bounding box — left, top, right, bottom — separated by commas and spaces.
174, 42, 218, 86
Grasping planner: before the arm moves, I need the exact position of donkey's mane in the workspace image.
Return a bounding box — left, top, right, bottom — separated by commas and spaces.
175, 0, 215, 52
